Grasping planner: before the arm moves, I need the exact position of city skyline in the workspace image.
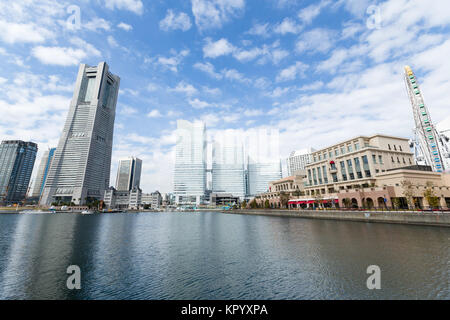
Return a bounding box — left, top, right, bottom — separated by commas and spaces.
1, 1, 450, 194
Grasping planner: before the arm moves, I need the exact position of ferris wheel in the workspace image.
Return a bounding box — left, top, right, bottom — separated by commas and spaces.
404, 66, 448, 172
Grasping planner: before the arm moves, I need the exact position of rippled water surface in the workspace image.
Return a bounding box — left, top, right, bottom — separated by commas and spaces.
0, 211, 448, 300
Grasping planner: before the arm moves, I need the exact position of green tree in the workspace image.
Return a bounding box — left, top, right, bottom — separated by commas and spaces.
264, 199, 270, 209
423, 182, 440, 209
279, 191, 290, 209
241, 200, 247, 209
249, 199, 258, 209
401, 180, 415, 209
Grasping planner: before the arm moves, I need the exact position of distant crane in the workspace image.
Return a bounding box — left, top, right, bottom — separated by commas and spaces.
404, 66, 449, 172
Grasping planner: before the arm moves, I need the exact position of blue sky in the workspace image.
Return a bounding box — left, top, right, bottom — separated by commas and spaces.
0, 0, 450, 193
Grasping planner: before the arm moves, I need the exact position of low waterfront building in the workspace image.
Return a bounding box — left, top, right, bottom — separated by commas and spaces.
141, 191, 162, 209
256, 172, 307, 208
103, 187, 142, 210
256, 135, 450, 210
210, 193, 240, 207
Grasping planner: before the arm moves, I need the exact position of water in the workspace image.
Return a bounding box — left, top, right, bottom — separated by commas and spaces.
0, 211, 448, 300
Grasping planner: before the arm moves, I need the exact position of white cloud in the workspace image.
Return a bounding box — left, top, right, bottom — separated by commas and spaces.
104, 0, 144, 15
221, 68, 249, 83
203, 38, 235, 58
117, 22, 133, 31
191, 0, 245, 31
296, 28, 336, 54
32, 38, 101, 66
85, 18, 111, 32
273, 18, 302, 35
0, 21, 52, 44
147, 49, 190, 73
193, 62, 223, 79
170, 81, 198, 96
160, 10, 192, 32
107, 35, 119, 48
147, 110, 162, 118
276, 61, 308, 82
189, 98, 211, 109
298, 0, 330, 25
247, 22, 270, 37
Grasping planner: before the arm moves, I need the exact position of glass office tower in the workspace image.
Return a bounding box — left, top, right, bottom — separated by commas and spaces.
212, 130, 246, 199
174, 120, 207, 205
115, 157, 142, 191
0, 140, 38, 204
31, 148, 56, 199
40, 62, 120, 205
246, 129, 282, 196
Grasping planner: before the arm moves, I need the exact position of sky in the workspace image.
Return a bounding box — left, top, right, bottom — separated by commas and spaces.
0, 0, 450, 194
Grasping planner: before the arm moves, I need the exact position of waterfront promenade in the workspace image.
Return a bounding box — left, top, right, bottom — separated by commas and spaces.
227, 209, 450, 227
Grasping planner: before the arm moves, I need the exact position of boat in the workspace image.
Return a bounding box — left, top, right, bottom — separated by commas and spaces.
81, 210, 94, 215
19, 210, 50, 214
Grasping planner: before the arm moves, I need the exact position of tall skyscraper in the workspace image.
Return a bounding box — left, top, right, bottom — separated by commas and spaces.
0, 140, 38, 204
40, 62, 120, 205
287, 148, 314, 176
115, 157, 142, 191
31, 148, 56, 199
212, 130, 246, 199
246, 129, 282, 196
174, 120, 207, 205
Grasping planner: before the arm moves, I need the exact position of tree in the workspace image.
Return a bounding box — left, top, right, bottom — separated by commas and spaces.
423, 182, 440, 209
401, 180, 415, 209
313, 193, 323, 209
392, 198, 400, 210
264, 199, 270, 209
279, 191, 290, 209
249, 199, 258, 209
241, 200, 247, 209
342, 198, 351, 208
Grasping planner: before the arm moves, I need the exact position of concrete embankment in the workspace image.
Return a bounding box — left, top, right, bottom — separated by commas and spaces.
225, 209, 450, 228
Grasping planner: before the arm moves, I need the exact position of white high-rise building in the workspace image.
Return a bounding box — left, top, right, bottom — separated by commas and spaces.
31, 148, 56, 199
246, 128, 282, 196
287, 148, 314, 176
40, 62, 120, 205
115, 157, 142, 191
174, 120, 207, 205
212, 130, 246, 199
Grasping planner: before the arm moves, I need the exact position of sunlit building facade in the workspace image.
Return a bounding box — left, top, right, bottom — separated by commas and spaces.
31, 148, 56, 199
212, 130, 246, 199
115, 157, 142, 191
40, 62, 120, 205
0, 140, 38, 204
174, 120, 207, 205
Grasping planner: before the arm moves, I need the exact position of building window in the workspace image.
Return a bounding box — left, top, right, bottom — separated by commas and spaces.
399, 145, 403, 152
335, 149, 339, 156
354, 143, 360, 150
372, 154, 377, 164
394, 145, 397, 151
391, 156, 395, 163
348, 145, 353, 152
379, 155, 383, 164
388, 144, 391, 150
340, 147, 345, 154
340, 161, 347, 181
347, 159, 355, 180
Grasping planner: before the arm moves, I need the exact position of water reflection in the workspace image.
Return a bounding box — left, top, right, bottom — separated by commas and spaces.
0, 212, 448, 300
